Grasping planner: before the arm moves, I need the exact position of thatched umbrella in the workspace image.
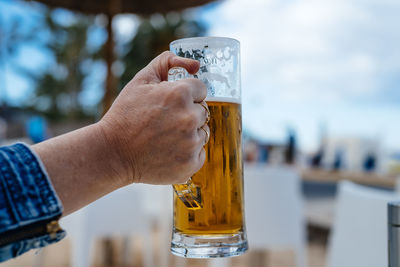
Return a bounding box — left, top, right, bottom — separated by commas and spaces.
28, 0, 217, 113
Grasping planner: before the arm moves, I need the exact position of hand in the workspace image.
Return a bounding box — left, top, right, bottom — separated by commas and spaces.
31, 51, 210, 214
99, 51, 210, 185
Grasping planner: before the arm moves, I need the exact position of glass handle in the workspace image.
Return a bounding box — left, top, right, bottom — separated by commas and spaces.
173, 178, 203, 209
168, 67, 192, 82
169, 67, 203, 209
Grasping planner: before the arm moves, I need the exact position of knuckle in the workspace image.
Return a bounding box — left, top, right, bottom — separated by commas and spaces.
170, 83, 191, 103
175, 82, 192, 98
180, 113, 197, 133
189, 79, 207, 96
178, 137, 198, 157
189, 137, 200, 153
175, 152, 193, 165
185, 78, 203, 88
165, 86, 188, 106
192, 78, 206, 89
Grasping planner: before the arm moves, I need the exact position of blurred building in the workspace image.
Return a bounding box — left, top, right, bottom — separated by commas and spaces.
321, 136, 382, 173
387, 152, 400, 175
243, 130, 296, 165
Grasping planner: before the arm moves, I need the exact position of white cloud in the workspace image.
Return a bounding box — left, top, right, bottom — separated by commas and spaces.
202, 0, 400, 151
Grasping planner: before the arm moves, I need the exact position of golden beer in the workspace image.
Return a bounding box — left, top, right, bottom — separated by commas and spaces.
173, 99, 244, 235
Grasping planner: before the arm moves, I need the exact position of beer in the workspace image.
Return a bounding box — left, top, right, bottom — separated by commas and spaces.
170, 36, 247, 258
173, 98, 244, 235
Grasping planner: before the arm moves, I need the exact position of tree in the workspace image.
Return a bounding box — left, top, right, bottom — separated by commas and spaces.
2, 5, 207, 122
118, 13, 207, 90
0, 11, 39, 106
28, 11, 103, 121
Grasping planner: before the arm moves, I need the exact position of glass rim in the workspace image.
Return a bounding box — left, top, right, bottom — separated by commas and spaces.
170, 36, 240, 47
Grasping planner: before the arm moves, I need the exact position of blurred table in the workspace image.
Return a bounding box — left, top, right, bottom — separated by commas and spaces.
301, 169, 398, 189
301, 169, 399, 229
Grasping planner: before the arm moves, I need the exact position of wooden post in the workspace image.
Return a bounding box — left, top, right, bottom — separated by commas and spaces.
102, 12, 117, 116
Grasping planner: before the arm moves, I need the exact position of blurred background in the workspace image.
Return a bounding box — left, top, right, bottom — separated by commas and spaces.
1, 0, 400, 266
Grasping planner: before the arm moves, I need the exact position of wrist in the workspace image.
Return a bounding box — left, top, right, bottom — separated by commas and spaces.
32, 122, 133, 215
95, 119, 138, 185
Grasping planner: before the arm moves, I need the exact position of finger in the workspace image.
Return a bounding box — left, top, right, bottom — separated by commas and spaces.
192, 148, 206, 175
191, 101, 210, 127
179, 78, 207, 103
199, 101, 210, 123
136, 51, 200, 84
198, 124, 210, 146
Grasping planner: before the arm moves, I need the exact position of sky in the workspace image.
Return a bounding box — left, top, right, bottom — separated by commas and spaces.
200, 0, 400, 152
0, 0, 399, 153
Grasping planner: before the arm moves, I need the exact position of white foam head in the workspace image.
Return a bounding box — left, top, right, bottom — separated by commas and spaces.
206, 96, 241, 104
170, 37, 241, 100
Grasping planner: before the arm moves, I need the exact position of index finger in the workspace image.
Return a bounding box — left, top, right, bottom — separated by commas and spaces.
136, 51, 200, 84
179, 78, 207, 103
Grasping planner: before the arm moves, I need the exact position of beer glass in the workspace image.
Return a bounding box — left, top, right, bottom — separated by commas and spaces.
169, 37, 248, 258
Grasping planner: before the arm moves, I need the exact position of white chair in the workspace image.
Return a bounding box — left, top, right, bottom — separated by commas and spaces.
244, 164, 308, 267
326, 181, 400, 267
140, 184, 173, 267
60, 184, 172, 267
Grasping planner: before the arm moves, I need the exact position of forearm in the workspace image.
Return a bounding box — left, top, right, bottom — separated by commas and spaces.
32, 122, 129, 216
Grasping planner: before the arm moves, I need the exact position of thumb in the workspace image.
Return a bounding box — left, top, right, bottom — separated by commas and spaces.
134, 51, 200, 84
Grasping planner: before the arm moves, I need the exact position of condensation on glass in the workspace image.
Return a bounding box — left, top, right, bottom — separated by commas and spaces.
169, 37, 248, 258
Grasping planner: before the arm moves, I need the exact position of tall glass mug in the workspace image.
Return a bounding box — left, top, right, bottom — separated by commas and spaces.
168, 37, 248, 258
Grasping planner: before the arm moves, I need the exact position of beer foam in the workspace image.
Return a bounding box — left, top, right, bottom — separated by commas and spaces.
205, 96, 241, 104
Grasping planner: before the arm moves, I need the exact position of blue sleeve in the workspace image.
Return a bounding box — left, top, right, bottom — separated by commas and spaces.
0, 143, 65, 262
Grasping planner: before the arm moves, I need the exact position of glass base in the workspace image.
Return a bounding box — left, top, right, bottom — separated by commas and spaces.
171, 231, 248, 258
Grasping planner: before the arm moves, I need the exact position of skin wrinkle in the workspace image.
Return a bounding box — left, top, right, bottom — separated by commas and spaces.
32, 52, 207, 215
97, 121, 135, 184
